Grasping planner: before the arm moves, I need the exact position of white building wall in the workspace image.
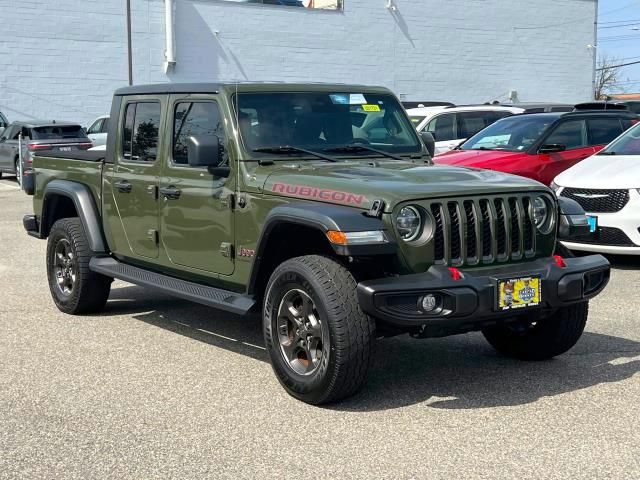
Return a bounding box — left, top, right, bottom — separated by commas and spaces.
0, 0, 597, 125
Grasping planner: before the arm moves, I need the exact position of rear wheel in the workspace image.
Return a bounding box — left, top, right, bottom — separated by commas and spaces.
263, 255, 375, 404
482, 302, 588, 360
46, 218, 112, 314
14, 158, 21, 186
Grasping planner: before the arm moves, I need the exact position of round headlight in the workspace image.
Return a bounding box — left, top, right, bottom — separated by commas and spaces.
396, 206, 422, 241
532, 196, 548, 229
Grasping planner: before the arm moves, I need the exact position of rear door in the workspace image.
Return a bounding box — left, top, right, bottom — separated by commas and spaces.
0, 125, 20, 171
109, 97, 164, 260
537, 118, 594, 185
158, 94, 235, 275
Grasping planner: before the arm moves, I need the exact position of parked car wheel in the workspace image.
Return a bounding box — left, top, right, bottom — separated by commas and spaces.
263, 255, 375, 404
46, 218, 112, 314
482, 302, 588, 360
14, 158, 20, 186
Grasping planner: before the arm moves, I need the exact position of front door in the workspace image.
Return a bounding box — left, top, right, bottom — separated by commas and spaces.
110, 98, 164, 260
159, 95, 235, 275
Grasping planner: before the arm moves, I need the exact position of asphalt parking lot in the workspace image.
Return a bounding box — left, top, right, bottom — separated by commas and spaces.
1, 177, 639, 479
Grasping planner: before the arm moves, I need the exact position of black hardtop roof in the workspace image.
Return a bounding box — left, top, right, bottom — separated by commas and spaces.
513, 110, 638, 120
114, 82, 391, 96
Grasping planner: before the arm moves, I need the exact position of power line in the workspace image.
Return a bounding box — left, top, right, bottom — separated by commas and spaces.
515, 0, 640, 30
599, 18, 640, 25
599, 22, 640, 29
596, 60, 640, 71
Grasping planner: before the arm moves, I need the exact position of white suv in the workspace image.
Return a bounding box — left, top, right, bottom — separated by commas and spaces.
407, 105, 524, 155
553, 121, 640, 255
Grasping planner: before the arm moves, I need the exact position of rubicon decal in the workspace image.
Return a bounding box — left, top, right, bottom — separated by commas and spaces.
272, 183, 365, 206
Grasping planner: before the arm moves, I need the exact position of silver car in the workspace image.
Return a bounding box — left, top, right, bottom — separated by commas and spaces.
0, 111, 8, 136
0, 121, 92, 185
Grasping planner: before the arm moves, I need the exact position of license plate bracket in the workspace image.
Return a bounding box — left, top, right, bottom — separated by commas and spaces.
497, 276, 542, 311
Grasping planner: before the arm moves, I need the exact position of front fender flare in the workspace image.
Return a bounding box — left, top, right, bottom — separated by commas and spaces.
248, 202, 396, 295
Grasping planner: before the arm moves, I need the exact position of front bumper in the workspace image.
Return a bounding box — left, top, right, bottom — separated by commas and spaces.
357, 255, 610, 335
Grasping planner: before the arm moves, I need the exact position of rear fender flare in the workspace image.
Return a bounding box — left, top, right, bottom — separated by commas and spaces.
41, 179, 106, 253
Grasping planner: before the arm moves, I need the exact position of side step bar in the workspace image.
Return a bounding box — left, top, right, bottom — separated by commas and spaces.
89, 257, 255, 315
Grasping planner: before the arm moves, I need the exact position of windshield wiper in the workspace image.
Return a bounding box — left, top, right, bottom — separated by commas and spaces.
323, 144, 404, 161
253, 146, 338, 163
597, 151, 617, 155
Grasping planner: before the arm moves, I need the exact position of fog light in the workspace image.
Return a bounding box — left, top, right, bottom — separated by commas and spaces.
420, 294, 439, 313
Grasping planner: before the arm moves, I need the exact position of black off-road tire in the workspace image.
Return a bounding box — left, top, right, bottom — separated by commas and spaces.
14, 158, 21, 186
263, 255, 376, 405
482, 302, 588, 360
47, 218, 112, 314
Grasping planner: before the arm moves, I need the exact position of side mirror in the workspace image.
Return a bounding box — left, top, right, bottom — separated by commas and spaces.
187, 135, 230, 177
539, 144, 566, 154
420, 131, 436, 157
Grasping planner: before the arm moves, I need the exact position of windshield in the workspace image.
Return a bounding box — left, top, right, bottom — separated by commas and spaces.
460, 115, 557, 152
599, 122, 640, 155
235, 92, 422, 156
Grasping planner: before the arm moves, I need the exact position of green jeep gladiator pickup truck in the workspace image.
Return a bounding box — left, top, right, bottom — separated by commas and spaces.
23, 83, 610, 404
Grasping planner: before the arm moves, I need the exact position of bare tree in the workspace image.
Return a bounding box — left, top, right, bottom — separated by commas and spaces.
595, 54, 624, 100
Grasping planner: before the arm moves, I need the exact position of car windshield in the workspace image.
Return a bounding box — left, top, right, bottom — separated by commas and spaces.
460, 115, 556, 152
32, 125, 87, 140
599, 122, 640, 155
234, 92, 422, 157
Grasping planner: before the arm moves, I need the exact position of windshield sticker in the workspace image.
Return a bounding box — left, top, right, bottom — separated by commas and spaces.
329, 93, 367, 105
272, 182, 365, 206
362, 104, 381, 112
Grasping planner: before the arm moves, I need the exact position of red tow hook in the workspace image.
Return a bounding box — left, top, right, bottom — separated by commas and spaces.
448, 267, 463, 280
553, 255, 567, 268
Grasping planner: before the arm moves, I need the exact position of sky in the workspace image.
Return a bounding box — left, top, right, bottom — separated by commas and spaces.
598, 0, 640, 93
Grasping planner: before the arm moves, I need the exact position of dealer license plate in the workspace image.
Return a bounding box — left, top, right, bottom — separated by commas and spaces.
587, 216, 598, 233
497, 276, 541, 311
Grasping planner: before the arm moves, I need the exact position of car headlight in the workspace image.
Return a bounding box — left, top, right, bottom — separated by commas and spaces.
532, 196, 548, 229
396, 206, 422, 241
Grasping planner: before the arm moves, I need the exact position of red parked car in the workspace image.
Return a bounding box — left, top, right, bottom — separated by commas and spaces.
434, 111, 638, 185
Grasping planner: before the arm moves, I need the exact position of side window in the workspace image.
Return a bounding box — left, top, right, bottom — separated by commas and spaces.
457, 112, 493, 139
587, 118, 623, 146
11, 127, 22, 140
544, 120, 587, 150
173, 102, 226, 165
87, 119, 103, 134
425, 113, 456, 141
21, 127, 31, 139
0, 125, 12, 141
121, 102, 161, 162
0, 115, 6, 128
100, 118, 110, 134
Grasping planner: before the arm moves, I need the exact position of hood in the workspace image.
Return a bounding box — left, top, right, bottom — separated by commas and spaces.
259, 161, 548, 211
434, 149, 530, 167
555, 154, 640, 189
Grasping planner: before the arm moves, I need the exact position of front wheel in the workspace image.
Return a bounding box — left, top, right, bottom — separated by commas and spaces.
263, 255, 375, 404
482, 302, 588, 360
46, 218, 112, 314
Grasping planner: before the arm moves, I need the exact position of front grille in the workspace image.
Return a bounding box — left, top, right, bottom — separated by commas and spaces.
430, 194, 540, 266
573, 227, 636, 247
560, 188, 629, 213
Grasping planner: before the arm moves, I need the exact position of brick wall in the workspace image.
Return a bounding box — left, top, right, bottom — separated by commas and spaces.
0, 0, 597, 125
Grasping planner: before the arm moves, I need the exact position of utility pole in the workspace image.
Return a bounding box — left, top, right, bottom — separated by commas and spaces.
592, 0, 599, 99
127, 0, 133, 86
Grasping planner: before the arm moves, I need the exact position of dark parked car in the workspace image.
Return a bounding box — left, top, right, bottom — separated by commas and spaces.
0, 121, 92, 185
